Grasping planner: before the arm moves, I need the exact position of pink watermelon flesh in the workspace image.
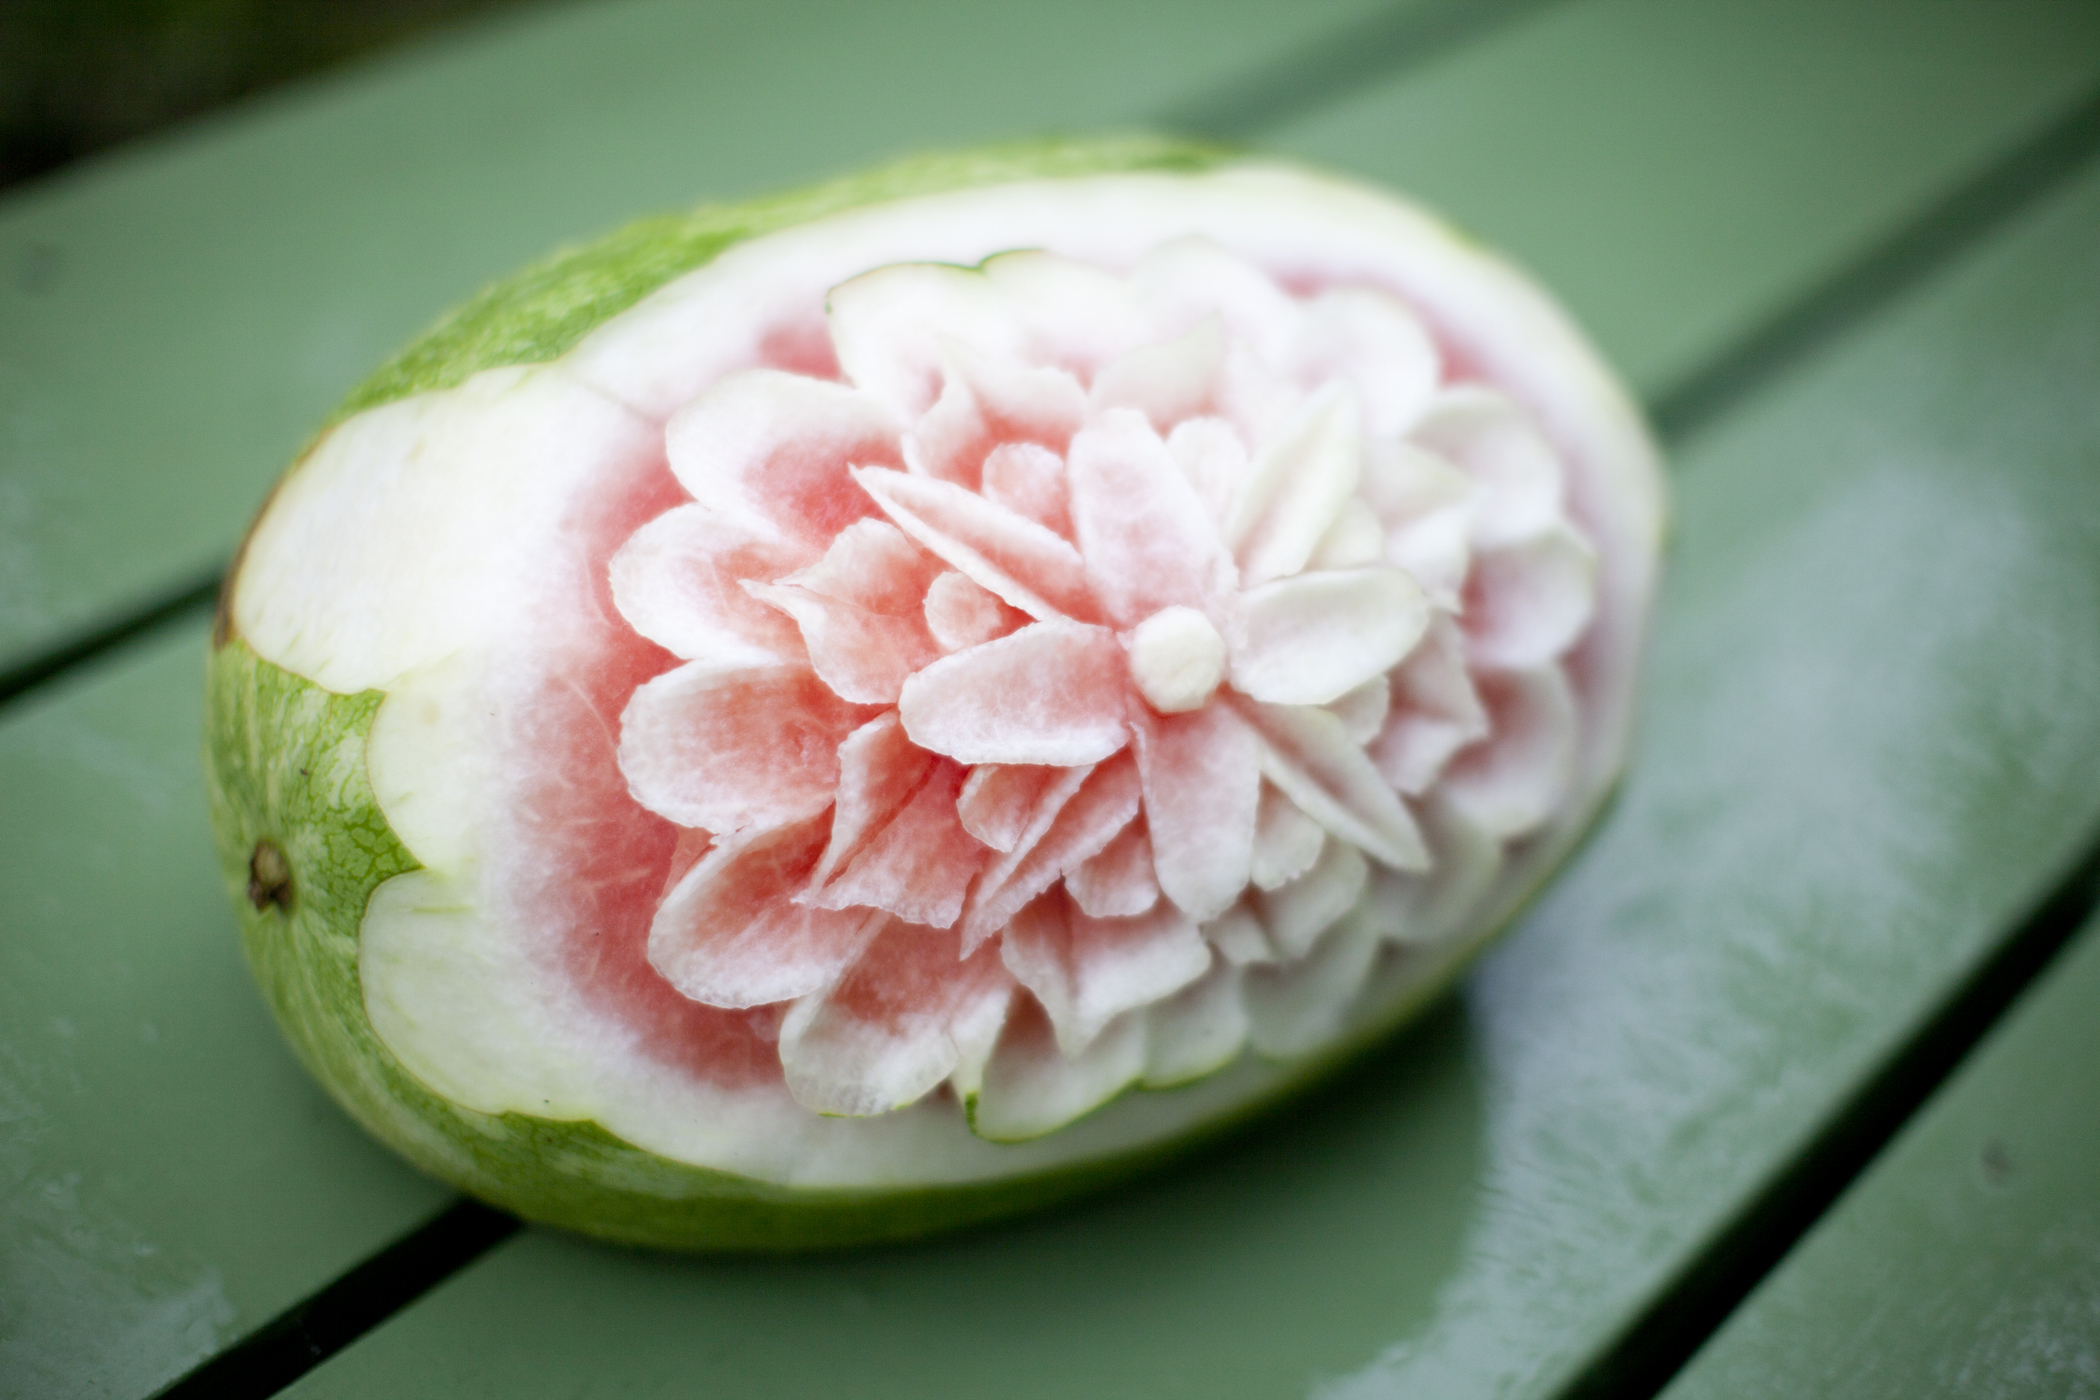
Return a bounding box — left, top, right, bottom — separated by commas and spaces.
462, 236, 1616, 1133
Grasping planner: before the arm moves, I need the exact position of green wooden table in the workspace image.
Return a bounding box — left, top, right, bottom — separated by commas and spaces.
5, 2, 2099, 1397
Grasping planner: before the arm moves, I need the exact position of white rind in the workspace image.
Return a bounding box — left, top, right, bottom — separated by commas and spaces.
233, 162, 1663, 1190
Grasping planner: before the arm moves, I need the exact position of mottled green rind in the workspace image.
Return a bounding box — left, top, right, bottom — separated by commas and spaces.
333, 134, 1227, 422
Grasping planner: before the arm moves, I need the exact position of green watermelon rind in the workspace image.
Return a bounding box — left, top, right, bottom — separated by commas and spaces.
207, 134, 1584, 1250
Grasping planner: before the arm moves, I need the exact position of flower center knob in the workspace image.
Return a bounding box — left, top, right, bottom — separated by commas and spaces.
1127, 606, 1229, 714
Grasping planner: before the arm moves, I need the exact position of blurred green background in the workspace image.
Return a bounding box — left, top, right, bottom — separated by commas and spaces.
0, 0, 536, 189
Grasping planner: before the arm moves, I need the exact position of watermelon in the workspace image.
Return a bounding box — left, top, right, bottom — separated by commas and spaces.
205, 137, 1663, 1249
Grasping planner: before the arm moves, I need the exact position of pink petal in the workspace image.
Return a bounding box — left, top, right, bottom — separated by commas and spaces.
1226, 383, 1363, 587
951, 343, 1088, 455
901, 372, 992, 487
963, 753, 1142, 950
778, 919, 1015, 1117
1227, 566, 1430, 705
1000, 892, 1210, 1055
1254, 840, 1368, 959
1087, 319, 1227, 433
810, 712, 932, 887
746, 521, 944, 704
619, 660, 865, 834
967, 993, 1146, 1142
1441, 665, 1577, 838
1066, 819, 1159, 918
980, 442, 1073, 538
1067, 408, 1236, 627
802, 760, 987, 930
1463, 525, 1598, 670
746, 587, 939, 705
609, 504, 814, 664
1252, 783, 1325, 891
1410, 386, 1565, 549
783, 517, 944, 613
1237, 697, 1429, 871
663, 370, 900, 547
898, 620, 1130, 766
924, 569, 1027, 653
901, 348, 1087, 489
852, 466, 1097, 621
648, 812, 880, 1008
956, 763, 1080, 853
1372, 615, 1489, 795
1129, 701, 1261, 921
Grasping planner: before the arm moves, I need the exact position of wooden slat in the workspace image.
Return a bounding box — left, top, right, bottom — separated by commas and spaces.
0, 625, 455, 1400
1272, 0, 2100, 399
1662, 913, 2100, 1400
246, 12, 2100, 1400
0, 0, 1414, 683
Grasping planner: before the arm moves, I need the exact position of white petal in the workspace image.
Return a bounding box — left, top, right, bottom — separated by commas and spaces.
1167, 416, 1252, 529
1356, 798, 1503, 947
1228, 567, 1430, 706
1141, 962, 1248, 1088
1441, 665, 1578, 838
1252, 784, 1326, 891
1240, 699, 1430, 871
968, 999, 1147, 1142
1329, 675, 1392, 744
1288, 286, 1440, 439
1088, 318, 1228, 432
1243, 907, 1383, 1058
1226, 382, 1364, 586
1203, 897, 1277, 966
1373, 614, 1489, 795
1464, 524, 1598, 669
1410, 386, 1566, 550
1255, 840, 1369, 960
1000, 895, 1209, 1056
779, 924, 1013, 1117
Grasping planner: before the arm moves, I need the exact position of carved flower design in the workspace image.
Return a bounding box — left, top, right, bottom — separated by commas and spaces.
610, 237, 1596, 1130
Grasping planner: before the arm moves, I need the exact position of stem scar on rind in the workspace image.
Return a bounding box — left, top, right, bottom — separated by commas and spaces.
248, 839, 294, 913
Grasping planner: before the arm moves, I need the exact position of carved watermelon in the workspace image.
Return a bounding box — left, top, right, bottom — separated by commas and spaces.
205, 137, 1663, 1249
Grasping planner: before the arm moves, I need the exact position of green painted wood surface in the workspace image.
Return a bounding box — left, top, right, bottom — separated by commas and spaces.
280, 48, 2100, 1400
1271, 0, 2100, 398
1663, 915, 2100, 1400
3, 1, 2098, 1396
0, 625, 457, 1399
0, 0, 1412, 682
